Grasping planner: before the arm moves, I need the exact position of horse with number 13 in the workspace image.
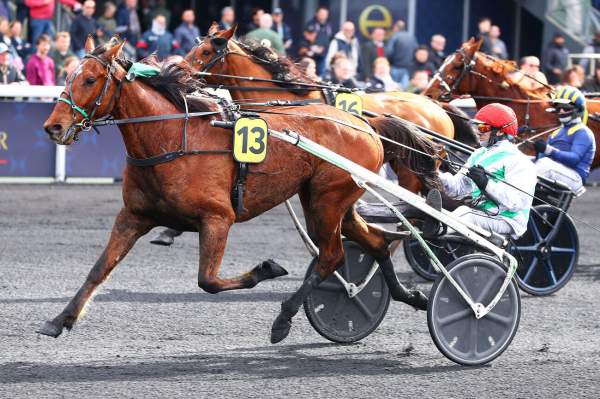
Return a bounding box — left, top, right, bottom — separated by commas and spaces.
38, 37, 438, 343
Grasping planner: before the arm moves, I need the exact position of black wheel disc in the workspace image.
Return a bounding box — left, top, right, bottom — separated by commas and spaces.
303, 239, 391, 343
403, 238, 467, 281
510, 205, 579, 296
428, 254, 521, 366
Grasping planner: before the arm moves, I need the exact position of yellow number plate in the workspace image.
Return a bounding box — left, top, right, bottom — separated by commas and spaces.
335, 93, 363, 116
233, 117, 268, 163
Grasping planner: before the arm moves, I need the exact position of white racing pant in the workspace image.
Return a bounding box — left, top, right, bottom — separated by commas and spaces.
534, 157, 583, 191
451, 205, 514, 236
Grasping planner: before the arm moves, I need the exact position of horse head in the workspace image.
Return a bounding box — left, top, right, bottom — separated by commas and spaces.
44, 37, 127, 145
185, 24, 238, 80
423, 37, 483, 100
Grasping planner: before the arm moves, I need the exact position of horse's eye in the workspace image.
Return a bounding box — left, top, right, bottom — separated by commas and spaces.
202, 50, 210, 56
85, 77, 96, 85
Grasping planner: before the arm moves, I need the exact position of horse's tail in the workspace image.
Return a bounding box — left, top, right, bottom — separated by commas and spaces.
369, 116, 441, 192
440, 102, 479, 148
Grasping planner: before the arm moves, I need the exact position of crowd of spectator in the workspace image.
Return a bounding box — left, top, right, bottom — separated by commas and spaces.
1, 1, 600, 95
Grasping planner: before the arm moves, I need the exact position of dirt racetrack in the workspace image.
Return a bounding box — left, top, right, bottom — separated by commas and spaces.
1, 184, 599, 398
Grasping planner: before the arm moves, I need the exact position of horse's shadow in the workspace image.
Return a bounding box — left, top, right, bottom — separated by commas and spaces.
0, 342, 479, 384
0, 288, 289, 305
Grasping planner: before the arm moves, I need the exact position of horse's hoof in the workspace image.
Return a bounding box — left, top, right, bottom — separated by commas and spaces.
270, 314, 292, 344
150, 232, 174, 246
408, 290, 429, 311
259, 259, 288, 280
36, 321, 63, 338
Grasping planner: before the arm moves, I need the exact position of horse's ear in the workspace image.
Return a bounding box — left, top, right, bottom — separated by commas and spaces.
218, 24, 237, 40
104, 40, 126, 61
208, 21, 219, 36
84, 35, 95, 54
474, 37, 484, 51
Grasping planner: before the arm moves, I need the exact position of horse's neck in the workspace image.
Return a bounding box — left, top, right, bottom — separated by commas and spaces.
226, 61, 323, 103
113, 81, 186, 159
469, 74, 557, 130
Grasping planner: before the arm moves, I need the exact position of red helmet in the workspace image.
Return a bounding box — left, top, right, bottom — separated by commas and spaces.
473, 103, 518, 137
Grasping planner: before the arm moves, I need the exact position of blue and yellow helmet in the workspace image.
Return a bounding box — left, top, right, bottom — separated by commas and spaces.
553, 85, 588, 123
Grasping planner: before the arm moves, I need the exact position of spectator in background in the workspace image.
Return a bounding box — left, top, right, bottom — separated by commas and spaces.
26, 34, 55, 85
582, 64, 600, 93
174, 9, 199, 55
271, 8, 292, 51
477, 16, 493, 55
297, 25, 326, 73
0, 15, 9, 47
305, 6, 333, 76
579, 31, 600, 74
366, 57, 400, 92
386, 19, 417, 89
116, 0, 142, 44
136, 14, 178, 60
510, 56, 547, 90
561, 67, 583, 88
50, 31, 74, 80
9, 21, 32, 61
488, 25, 508, 59
244, 8, 264, 35
56, 54, 78, 85
411, 45, 435, 77
543, 33, 569, 85
573, 64, 585, 85
97, 2, 118, 40
26, 0, 82, 46
325, 21, 359, 75
245, 13, 285, 55
406, 69, 430, 94
360, 27, 386, 80
148, 0, 170, 28
330, 56, 362, 89
298, 57, 318, 81
0, 42, 27, 84
218, 6, 235, 31
428, 34, 446, 70
70, 1, 98, 58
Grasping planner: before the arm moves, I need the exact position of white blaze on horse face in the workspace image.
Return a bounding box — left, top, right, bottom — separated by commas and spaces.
426, 53, 455, 93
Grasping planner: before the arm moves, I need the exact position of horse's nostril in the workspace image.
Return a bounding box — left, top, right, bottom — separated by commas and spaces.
45, 123, 63, 135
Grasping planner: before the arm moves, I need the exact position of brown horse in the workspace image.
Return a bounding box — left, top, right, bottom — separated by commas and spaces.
423, 37, 600, 168
184, 25, 474, 193
39, 38, 436, 343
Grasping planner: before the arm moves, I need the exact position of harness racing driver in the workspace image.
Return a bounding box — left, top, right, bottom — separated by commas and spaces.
533, 86, 596, 192
439, 103, 538, 239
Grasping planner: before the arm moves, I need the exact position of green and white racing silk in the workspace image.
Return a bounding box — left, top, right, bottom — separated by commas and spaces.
439, 140, 537, 237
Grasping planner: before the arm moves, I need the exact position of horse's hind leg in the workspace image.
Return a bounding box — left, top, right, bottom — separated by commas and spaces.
271, 207, 345, 344
37, 208, 154, 338
196, 215, 288, 294
341, 208, 428, 310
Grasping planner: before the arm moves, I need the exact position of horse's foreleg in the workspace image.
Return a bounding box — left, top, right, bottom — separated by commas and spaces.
197, 216, 288, 294
37, 208, 153, 337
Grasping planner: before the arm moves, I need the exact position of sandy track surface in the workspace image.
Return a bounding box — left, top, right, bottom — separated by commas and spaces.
1, 185, 599, 398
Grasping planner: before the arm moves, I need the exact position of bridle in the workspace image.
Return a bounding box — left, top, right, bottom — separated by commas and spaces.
431, 48, 480, 100
189, 36, 230, 73
57, 53, 122, 138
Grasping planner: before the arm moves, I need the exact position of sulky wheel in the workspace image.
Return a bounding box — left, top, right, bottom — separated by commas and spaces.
403, 238, 467, 281
510, 205, 579, 296
303, 239, 391, 343
428, 254, 521, 366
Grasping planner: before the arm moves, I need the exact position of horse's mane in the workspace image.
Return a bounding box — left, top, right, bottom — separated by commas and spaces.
235, 40, 317, 89
92, 40, 217, 113
137, 55, 217, 113
476, 51, 552, 100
